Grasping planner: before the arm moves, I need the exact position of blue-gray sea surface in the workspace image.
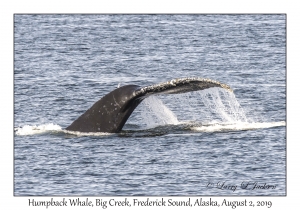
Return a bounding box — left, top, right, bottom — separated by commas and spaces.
14, 14, 286, 196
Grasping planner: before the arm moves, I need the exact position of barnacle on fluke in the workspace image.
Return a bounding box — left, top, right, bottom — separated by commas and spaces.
134, 77, 232, 96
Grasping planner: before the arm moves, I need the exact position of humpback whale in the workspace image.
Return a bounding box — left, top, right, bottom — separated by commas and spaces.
66, 77, 232, 133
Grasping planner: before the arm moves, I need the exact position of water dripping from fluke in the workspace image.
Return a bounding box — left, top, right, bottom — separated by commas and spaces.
128, 87, 285, 134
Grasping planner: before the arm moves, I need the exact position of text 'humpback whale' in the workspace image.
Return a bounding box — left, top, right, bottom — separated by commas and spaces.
66, 77, 232, 133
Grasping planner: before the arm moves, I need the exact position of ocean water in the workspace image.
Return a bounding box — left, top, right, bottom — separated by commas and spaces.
14, 14, 286, 196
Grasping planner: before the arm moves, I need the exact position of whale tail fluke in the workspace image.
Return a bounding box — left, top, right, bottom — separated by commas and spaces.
66, 77, 232, 133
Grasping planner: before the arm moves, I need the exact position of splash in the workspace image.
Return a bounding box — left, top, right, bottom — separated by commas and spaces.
15, 123, 62, 136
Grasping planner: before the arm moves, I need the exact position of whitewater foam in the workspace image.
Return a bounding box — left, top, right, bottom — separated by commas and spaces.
191, 121, 286, 132
64, 130, 113, 137
15, 123, 62, 136
14, 123, 114, 136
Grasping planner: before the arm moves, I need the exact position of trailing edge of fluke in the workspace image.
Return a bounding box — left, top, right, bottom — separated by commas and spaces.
66, 77, 232, 133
